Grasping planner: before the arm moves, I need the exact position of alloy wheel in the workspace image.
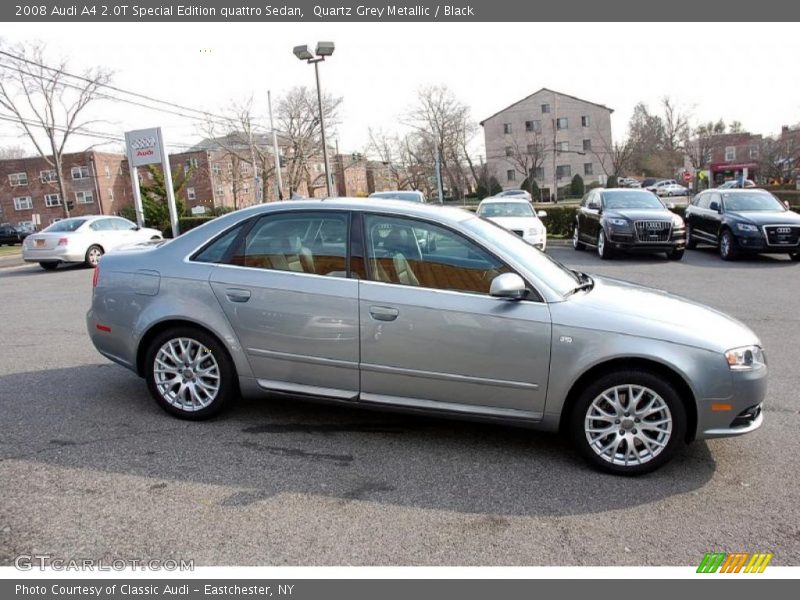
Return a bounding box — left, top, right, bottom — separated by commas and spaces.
86, 246, 103, 267
153, 337, 221, 411
584, 384, 673, 467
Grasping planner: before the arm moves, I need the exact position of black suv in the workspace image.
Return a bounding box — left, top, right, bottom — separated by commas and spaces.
573, 188, 686, 260
0, 224, 29, 245
684, 189, 800, 261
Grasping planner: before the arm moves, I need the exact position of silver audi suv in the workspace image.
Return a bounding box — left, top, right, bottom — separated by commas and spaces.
87, 199, 766, 475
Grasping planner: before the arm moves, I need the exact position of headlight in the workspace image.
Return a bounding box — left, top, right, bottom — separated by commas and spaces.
725, 345, 765, 370
672, 214, 685, 228
607, 218, 628, 227
736, 223, 758, 233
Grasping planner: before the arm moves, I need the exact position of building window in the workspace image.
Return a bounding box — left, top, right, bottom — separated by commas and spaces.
532, 167, 544, 179
215, 186, 224, 196
503, 123, 512, 134
212, 164, 222, 177
8, 172, 28, 187
541, 104, 550, 114
186, 158, 199, 170
725, 146, 736, 161
44, 193, 62, 207
71, 165, 90, 180
556, 165, 571, 179
506, 169, 516, 182
505, 146, 514, 157
749, 146, 759, 159
243, 185, 250, 194
557, 117, 569, 130
104, 165, 111, 178
584, 163, 594, 176
14, 196, 33, 210
187, 187, 196, 201
526, 143, 541, 155
582, 115, 591, 127
583, 139, 592, 152
75, 191, 94, 204
39, 169, 58, 183
108, 189, 114, 202
525, 120, 542, 133
557, 141, 569, 152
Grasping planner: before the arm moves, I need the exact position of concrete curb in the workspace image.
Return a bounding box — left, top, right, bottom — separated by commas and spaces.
0, 253, 24, 269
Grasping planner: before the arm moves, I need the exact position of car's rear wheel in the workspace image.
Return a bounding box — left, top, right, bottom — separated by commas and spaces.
667, 248, 685, 261
145, 327, 236, 420
571, 370, 687, 475
85, 244, 104, 267
573, 224, 586, 251
719, 230, 737, 261
39, 262, 58, 271
685, 223, 697, 249
597, 229, 614, 259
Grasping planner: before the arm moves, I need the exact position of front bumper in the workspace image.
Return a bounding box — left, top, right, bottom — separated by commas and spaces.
523, 233, 546, 250
695, 365, 767, 439
606, 228, 686, 252
732, 231, 799, 253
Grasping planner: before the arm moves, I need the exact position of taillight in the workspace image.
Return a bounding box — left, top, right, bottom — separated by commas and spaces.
92, 265, 100, 288
58, 237, 68, 246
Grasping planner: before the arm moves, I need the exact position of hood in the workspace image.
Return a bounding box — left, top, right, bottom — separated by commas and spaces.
727, 209, 800, 226
488, 216, 544, 232
603, 208, 673, 221
555, 275, 760, 353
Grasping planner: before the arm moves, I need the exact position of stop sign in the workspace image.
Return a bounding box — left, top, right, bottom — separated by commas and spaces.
683, 171, 692, 183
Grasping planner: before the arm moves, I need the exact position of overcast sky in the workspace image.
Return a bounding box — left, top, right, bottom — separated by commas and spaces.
1, 22, 799, 158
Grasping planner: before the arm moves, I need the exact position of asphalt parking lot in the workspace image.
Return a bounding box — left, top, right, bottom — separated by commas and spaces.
1, 245, 798, 566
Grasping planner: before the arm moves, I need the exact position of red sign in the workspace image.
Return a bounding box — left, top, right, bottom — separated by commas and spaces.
683, 172, 692, 182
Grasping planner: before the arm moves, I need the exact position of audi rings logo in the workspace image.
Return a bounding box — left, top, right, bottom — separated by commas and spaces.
776, 227, 791, 234
130, 136, 157, 151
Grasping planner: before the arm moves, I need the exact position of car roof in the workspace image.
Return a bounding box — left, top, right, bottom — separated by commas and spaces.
479, 196, 530, 204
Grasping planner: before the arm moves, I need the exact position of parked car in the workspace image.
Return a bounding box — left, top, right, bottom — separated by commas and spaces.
0, 224, 29, 245
646, 179, 677, 193
573, 188, 686, 260
493, 189, 533, 201
656, 183, 690, 197
684, 189, 800, 261
23, 216, 163, 270
639, 177, 662, 190
87, 198, 766, 475
369, 190, 426, 203
618, 177, 641, 188
476, 197, 548, 250
719, 179, 756, 189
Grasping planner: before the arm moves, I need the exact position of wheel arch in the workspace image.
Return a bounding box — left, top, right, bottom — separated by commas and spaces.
558, 356, 698, 442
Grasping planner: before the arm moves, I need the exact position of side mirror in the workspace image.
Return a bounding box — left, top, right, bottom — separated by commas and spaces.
709, 201, 720, 212
588, 202, 600, 211
490, 273, 528, 300
537, 210, 547, 218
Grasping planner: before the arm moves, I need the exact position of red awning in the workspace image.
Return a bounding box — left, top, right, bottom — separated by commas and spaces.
710, 162, 758, 172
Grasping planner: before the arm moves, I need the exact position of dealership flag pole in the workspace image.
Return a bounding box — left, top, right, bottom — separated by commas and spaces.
157, 129, 180, 238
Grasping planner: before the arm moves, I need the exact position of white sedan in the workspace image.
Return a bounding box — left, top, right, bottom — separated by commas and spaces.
476, 198, 548, 250
23, 215, 163, 270
655, 183, 690, 197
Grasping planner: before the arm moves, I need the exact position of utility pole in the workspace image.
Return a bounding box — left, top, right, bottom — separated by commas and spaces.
268, 90, 283, 200
552, 90, 558, 204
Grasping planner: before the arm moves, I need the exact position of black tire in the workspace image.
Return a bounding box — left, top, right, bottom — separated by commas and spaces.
570, 369, 687, 476
144, 326, 237, 420
790, 253, 800, 262
39, 262, 58, 271
667, 248, 685, 261
719, 230, 737, 261
597, 229, 614, 260
84, 244, 104, 267
685, 223, 697, 249
572, 224, 586, 251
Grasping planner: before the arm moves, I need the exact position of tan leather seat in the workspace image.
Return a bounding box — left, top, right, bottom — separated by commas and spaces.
248, 236, 315, 273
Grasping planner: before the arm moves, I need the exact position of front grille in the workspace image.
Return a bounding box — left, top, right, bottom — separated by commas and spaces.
763, 225, 800, 247
634, 220, 672, 242
512, 229, 525, 237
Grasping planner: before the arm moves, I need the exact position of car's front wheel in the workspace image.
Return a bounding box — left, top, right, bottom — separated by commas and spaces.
573, 225, 586, 251
571, 370, 687, 475
597, 229, 614, 259
685, 223, 697, 249
144, 327, 237, 420
85, 244, 104, 267
719, 230, 737, 261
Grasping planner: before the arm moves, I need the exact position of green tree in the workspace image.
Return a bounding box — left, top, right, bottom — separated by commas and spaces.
136, 164, 190, 231
488, 176, 502, 196
570, 174, 585, 197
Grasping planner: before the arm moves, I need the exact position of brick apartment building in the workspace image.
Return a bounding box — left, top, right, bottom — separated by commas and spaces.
481, 88, 614, 198
0, 151, 132, 229
707, 132, 764, 185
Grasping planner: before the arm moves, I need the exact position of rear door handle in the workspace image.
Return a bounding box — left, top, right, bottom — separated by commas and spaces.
369, 305, 399, 321
225, 288, 251, 303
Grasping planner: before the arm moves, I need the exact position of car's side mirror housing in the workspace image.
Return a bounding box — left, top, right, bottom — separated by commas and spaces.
588, 202, 600, 211
490, 273, 528, 300
709, 201, 720, 212
537, 210, 547, 218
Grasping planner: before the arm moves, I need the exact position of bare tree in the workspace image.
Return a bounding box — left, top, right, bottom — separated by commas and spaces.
367, 128, 407, 189
661, 97, 690, 175
759, 136, 799, 183
0, 41, 111, 217
683, 122, 719, 173
276, 86, 342, 197
502, 130, 548, 192
0, 144, 26, 159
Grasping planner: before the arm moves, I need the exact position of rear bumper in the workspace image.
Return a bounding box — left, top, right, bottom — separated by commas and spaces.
23, 246, 86, 263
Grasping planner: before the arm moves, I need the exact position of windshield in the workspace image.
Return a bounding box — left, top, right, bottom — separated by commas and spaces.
463, 216, 579, 296
723, 192, 785, 211
371, 192, 423, 202
603, 191, 664, 210
43, 219, 87, 232
498, 190, 527, 197
477, 202, 535, 218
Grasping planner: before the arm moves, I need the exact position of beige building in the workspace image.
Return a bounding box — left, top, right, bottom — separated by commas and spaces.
481, 88, 614, 199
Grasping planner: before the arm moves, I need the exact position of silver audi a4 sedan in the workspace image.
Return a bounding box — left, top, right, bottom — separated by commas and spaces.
87, 199, 766, 475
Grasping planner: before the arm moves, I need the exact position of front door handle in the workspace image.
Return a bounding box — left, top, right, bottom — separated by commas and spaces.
225, 288, 251, 303
369, 305, 399, 322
